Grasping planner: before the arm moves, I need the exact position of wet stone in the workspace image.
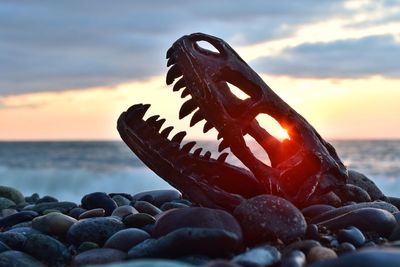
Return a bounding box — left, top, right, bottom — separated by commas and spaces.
307, 246, 337, 263
123, 213, 156, 228
78, 208, 106, 219
32, 212, 77, 237
104, 228, 150, 252
23, 233, 71, 265
160, 202, 190, 211
0, 186, 25, 205
31, 201, 77, 214
67, 217, 125, 247
81, 192, 118, 216
128, 227, 240, 259
318, 208, 397, 237
0, 210, 38, 228
0, 197, 16, 210
0, 250, 46, 267
132, 190, 182, 207
153, 207, 242, 241
336, 226, 366, 247
133, 200, 162, 216
281, 250, 306, 267
336, 242, 356, 255
68, 207, 87, 219
72, 248, 127, 266
112, 195, 131, 207
232, 245, 281, 267
77, 241, 99, 253
111, 205, 138, 218
0, 232, 26, 250
234, 194, 306, 244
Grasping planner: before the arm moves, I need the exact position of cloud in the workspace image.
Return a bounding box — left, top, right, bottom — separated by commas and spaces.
251, 35, 400, 78
0, 0, 346, 96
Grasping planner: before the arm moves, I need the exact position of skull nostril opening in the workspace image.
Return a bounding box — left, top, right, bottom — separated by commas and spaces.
256, 114, 290, 141
226, 82, 250, 100
194, 40, 221, 55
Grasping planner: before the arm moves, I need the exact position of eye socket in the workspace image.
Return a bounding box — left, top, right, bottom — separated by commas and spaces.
194, 40, 221, 56
226, 82, 250, 100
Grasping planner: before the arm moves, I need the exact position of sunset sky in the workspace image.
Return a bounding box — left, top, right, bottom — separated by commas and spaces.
1, 0, 399, 141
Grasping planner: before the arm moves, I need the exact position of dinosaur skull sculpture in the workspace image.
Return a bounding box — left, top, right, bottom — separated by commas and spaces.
118, 33, 348, 210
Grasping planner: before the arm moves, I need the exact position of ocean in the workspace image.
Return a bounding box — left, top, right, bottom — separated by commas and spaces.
0, 140, 399, 202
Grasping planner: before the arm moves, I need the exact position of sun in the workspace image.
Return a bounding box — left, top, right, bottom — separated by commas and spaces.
276, 127, 290, 141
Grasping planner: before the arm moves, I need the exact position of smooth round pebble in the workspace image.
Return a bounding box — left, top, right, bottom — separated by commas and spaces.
0, 232, 26, 250
111, 205, 138, 218
6, 226, 40, 236
67, 217, 125, 246
132, 190, 182, 207
154, 207, 242, 241
0, 210, 38, 228
72, 248, 126, 266
301, 205, 336, 219
31, 201, 77, 214
32, 212, 77, 236
0, 197, 16, 210
232, 245, 281, 267
234, 194, 306, 243
79, 208, 106, 219
81, 192, 118, 216
133, 201, 162, 216
281, 250, 306, 267
160, 202, 190, 211
68, 207, 87, 219
347, 170, 387, 201
0, 250, 46, 267
123, 213, 155, 228
77, 241, 99, 253
337, 242, 356, 255
112, 195, 131, 207
336, 226, 365, 247
307, 246, 337, 262
1, 208, 17, 217
283, 240, 321, 255
0, 241, 10, 253
0, 186, 25, 205
36, 195, 58, 204
306, 224, 319, 240
86, 259, 194, 267
104, 228, 150, 252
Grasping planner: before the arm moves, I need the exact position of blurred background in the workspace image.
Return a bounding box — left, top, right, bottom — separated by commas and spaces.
0, 0, 399, 200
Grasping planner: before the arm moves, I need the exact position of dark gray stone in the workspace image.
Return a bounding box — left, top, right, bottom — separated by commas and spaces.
0, 242, 10, 253
128, 227, 240, 259
132, 190, 182, 207
72, 248, 126, 266
133, 201, 162, 216
281, 250, 306, 267
6, 227, 41, 236
0, 186, 25, 205
347, 170, 387, 201
104, 228, 150, 252
31, 201, 77, 214
336, 226, 365, 247
0, 232, 26, 250
0, 211, 38, 228
336, 242, 356, 255
301, 204, 336, 219
67, 217, 125, 247
81, 192, 118, 216
334, 184, 371, 203
160, 202, 190, 211
283, 240, 321, 255
0, 250, 46, 267
232, 245, 281, 267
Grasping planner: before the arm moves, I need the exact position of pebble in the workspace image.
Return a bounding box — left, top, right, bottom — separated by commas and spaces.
311, 201, 399, 223
1, 208, 17, 217
308, 248, 400, 267
6, 226, 40, 236
160, 202, 190, 211
388, 196, 400, 210
205, 260, 241, 267
111, 205, 138, 218
112, 195, 131, 206
0, 197, 16, 210
336, 226, 366, 247
81, 192, 118, 216
393, 211, 400, 223
32, 212, 77, 237
88, 259, 194, 267
72, 248, 127, 266
123, 213, 156, 228
23, 233, 71, 265
36, 195, 58, 204
153, 207, 242, 241
30, 201, 77, 214
128, 227, 240, 259
234, 194, 306, 243
335, 184, 372, 203
301, 204, 336, 219
0, 250, 46, 267
133, 200, 162, 216
77, 241, 99, 253
0, 186, 25, 204
0, 232, 26, 250
0, 210, 38, 228
232, 245, 281, 267
25, 193, 40, 204
283, 240, 321, 255
281, 250, 306, 267
336, 242, 356, 255
388, 224, 400, 241
307, 246, 337, 262
318, 208, 397, 237
68, 207, 87, 219
305, 224, 320, 240
132, 190, 182, 207
347, 170, 387, 201
67, 217, 125, 246
104, 228, 150, 252
79, 208, 106, 219
0, 241, 10, 253
306, 191, 342, 207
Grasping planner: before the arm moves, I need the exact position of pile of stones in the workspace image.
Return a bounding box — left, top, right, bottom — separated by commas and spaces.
1, 173, 400, 267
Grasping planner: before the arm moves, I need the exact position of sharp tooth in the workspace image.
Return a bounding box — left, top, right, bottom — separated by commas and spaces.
146, 115, 160, 125
217, 133, 223, 140
218, 140, 229, 152
179, 99, 197, 119
217, 153, 229, 163
181, 88, 190, 98
160, 126, 174, 138
193, 148, 202, 157
127, 104, 150, 121
203, 121, 213, 133
181, 141, 196, 153
190, 110, 204, 127
173, 78, 186, 92
203, 151, 211, 160
153, 119, 166, 131
166, 46, 174, 59
167, 57, 175, 67
171, 131, 186, 144
166, 65, 181, 85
